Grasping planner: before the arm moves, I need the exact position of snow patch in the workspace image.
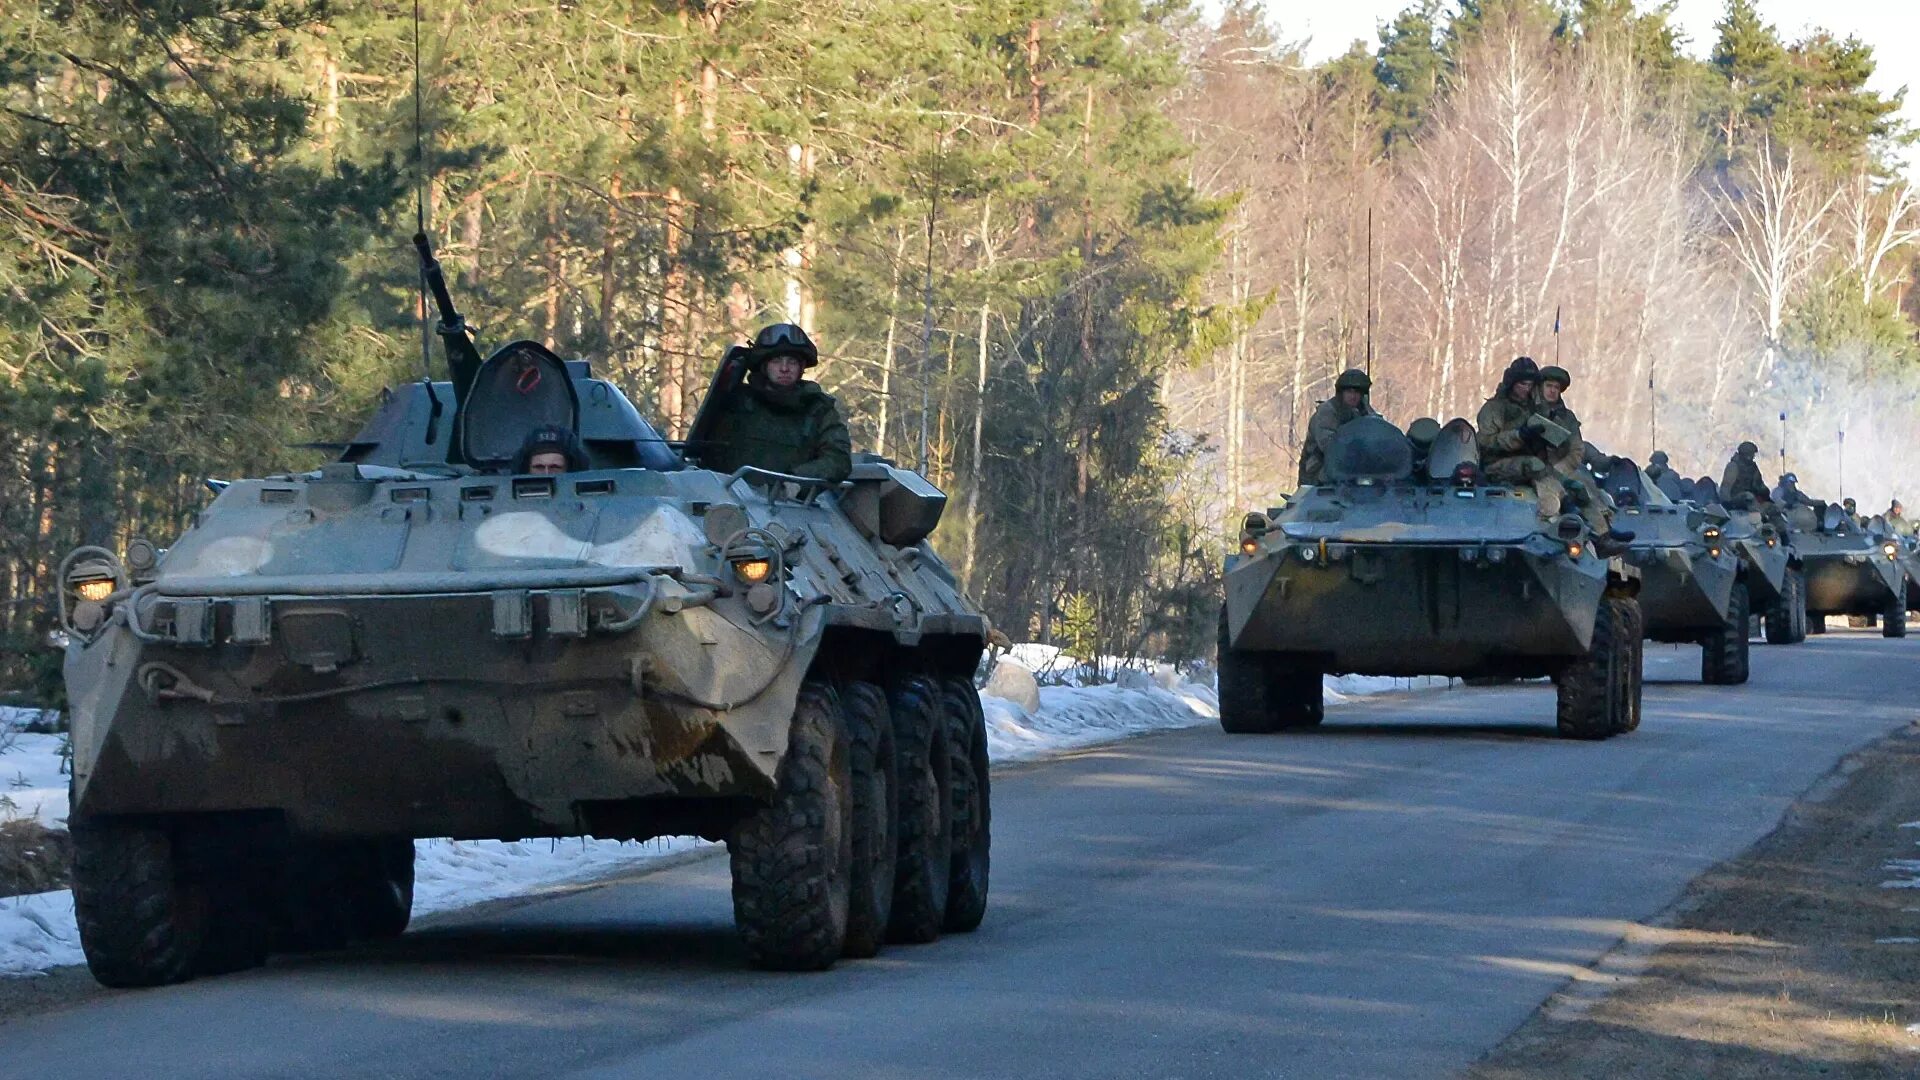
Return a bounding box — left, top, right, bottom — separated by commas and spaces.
410, 836, 713, 917
0, 892, 84, 976
0, 732, 68, 829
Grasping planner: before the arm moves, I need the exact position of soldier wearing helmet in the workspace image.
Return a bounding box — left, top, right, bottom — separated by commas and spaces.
699, 323, 852, 482
1887, 499, 1911, 537
1719, 441, 1769, 510
1644, 450, 1673, 486
1529, 365, 1619, 533
1297, 368, 1377, 486
1475, 356, 1566, 513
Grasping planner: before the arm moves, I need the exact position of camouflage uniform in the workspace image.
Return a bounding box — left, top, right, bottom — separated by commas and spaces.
1718, 443, 1769, 510
1476, 358, 1564, 516
1534, 366, 1611, 532
704, 378, 852, 481
1297, 369, 1376, 486
701, 323, 853, 482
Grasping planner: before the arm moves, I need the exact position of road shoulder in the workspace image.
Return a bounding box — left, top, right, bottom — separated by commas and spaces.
1471, 721, 1920, 1078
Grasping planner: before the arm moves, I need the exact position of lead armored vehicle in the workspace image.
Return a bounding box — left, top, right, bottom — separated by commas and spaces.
1593, 460, 1751, 683
1221, 416, 1642, 740
57, 238, 992, 987
1787, 505, 1906, 637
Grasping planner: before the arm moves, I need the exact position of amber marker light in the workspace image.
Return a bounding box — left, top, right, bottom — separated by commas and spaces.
75, 578, 115, 603
732, 557, 773, 584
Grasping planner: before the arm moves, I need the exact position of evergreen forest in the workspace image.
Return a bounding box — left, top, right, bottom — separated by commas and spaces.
2, 0, 1913, 695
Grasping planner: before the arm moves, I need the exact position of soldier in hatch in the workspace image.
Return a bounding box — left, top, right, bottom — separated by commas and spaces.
699, 323, 852, 482
1644, 450, 1674, 486
1888, 499, 1911, 536
1297, 368, 1377, 486
1718, 441, 1770, 510
512, 424, 588, 475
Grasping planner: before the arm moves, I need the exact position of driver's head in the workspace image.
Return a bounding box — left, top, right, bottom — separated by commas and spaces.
512, 424, 587, 475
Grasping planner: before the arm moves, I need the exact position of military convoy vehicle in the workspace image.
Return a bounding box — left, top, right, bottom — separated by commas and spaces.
56, 236, 992, 987
1221, 416, 1643, 740
1592, 462, 1752, 683
1786, 505, 1906, 637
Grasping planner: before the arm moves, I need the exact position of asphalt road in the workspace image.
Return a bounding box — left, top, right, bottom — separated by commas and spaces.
3, 631, 1916, 1080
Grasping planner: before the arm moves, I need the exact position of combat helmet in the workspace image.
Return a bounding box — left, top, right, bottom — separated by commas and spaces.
1334, 368, 1371, 393
1649, 450, 1670, 466
748, 323, 819, 368
1737, 440, 1758, 457
1539, 365, 1570, 388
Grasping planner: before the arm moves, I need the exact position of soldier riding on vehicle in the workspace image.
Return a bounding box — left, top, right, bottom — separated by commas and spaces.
1719, 441, 1770, 511
1298, 368, 1377, 486
697, 323, 853, 482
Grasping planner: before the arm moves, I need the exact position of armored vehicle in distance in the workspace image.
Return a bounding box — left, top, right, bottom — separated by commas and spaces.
56, 238, 992, 987
1593, 461, 1750, 683
1788, 505, 1906, 637
1221, 416, 1642, 740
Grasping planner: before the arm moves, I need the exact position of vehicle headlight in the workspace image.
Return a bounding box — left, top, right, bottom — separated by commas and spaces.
74, 578, 115, 603
731, 556, 773, 584
1239, 536, 1259, 556
1884, 542, 1899, 560
1566, 541, 1584, 560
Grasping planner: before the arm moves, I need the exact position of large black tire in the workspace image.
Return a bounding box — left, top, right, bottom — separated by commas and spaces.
1764, 568, 1803, 644
273, 841, 355, 952
1218, 606, 1323, 732
1613, 598, 1645, 734
1884, 598, 1908, 639
939, 675, 991, 934
840, 681, 899, 959
343, 838, 415, 941
729, 678, 852, 971
70, 819, 207, 988
1557, 596, 1629, 740
188, 825, 275, 976
1702, 581, 1751, 685
1807, 614, 1827, 635
885, 675, 952, 945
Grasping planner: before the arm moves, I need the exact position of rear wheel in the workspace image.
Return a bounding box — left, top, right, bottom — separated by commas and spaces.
885, 675, 951, 945
1807, 613, 1827, 635
1218, 606, 1323, 732
1557, 596, 1630, 740
840, 681, 898, 960
1765, 568, 1804, 644
1702, 581, 1751, 685
342, 838, 414, 941
730, 678, 853, 971
939, 676, 991, 934
70, 819, 207, 988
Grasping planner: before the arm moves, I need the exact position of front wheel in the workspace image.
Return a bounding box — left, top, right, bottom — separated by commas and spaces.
1765, 568, 1805, 644
840, 680, 898, 960
730, 678, 853, 971
1884, 598, 1908, 639
1702, 581, 1751, 685
70, 819, 207, 988
1557, 596, 1634, 740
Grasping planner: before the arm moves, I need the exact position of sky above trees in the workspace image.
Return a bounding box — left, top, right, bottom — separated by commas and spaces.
1251, 0, 1917, 164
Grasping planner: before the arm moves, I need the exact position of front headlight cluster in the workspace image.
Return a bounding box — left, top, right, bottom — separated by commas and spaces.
58, 546, 128, 639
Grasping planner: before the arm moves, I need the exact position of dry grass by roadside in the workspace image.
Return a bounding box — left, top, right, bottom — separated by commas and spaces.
0, 818, 70, 899
1471, 724, 1920, 1079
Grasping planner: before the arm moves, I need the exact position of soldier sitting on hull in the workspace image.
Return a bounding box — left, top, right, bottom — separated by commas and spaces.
1718, 441, 1771, 511
1888, 499, 1911, 536
1533, 366, 1618, 535
700, 323, 853, 483
1476, 356, 1564, 512
512, 424, 588, 475
1298, 368, 1377, 486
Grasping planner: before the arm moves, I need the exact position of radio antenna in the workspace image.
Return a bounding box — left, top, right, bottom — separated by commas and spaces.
1364, 206, 1374, 379
413, 0, 433, 380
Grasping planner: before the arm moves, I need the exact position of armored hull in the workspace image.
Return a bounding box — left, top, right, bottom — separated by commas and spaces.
59, 319, 992, 986
1798, 534, 1902, 616
1219, 416, 1640, 739
1227, 539, 1605, 676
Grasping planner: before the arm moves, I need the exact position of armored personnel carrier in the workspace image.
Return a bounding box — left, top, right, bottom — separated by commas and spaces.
1592, 460, 1751, 683
56, 238, 991, 987
1221, 416, 1642, 740
1787, 505, 1906, 637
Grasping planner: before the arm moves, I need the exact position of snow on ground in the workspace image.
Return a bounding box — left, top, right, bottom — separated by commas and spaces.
0, 660, 1465, 978
0, 732, 69, 829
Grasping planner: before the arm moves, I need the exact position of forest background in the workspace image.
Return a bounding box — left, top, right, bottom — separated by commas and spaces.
1, 0, 1914, 698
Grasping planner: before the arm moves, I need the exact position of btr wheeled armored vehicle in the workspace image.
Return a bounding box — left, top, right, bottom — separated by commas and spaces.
1592, 461, 1753, 683
56, 237, 992, 987
1787, 505, 1906, 637
1221, 416, 1642, 740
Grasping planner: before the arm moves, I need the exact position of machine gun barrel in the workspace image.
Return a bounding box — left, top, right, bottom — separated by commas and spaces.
412, 232, 484, 403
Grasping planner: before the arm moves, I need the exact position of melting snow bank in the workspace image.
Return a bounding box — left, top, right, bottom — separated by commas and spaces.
0, 732, 70, 829
0, 670, 1461, 977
